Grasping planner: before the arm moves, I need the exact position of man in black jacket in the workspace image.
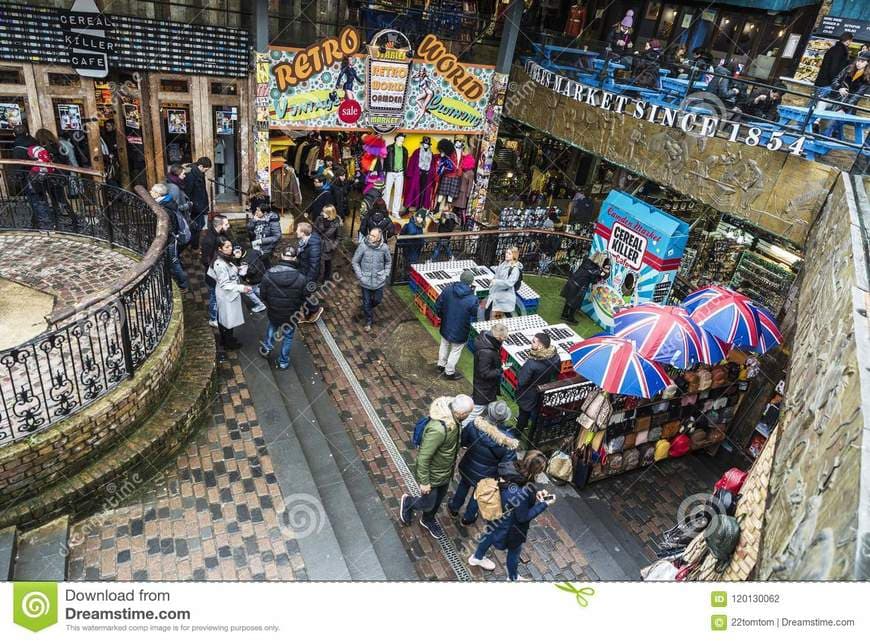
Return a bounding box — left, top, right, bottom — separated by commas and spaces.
183, 156, 212, 248
258, 246, 307, 370
11, 125, 54, 228
561, 254, 605, 322
200, 214, 230, 326
331, 166, 349, 219
470, 323, 509, 419
815, 32, 853, 89
515, 333, 561, 444
295, 221, 324, 323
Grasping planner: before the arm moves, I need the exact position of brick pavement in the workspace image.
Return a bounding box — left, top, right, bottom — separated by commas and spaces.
65, 259, 306, 581
302, 250, 595, 581
0, 233, 136, 307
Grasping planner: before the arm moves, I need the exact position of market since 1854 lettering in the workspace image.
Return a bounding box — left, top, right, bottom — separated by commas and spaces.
525, 60, 807, 156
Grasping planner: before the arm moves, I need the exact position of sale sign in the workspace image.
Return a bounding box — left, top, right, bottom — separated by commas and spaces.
582, 191, 689, 329
337, 99, 361, 124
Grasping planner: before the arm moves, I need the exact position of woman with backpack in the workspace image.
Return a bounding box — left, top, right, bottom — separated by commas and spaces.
467, 450, 553, 580
486, 246, 522, 319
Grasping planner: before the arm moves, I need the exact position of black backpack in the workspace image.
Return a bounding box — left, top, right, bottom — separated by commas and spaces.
513, 265, 523, 292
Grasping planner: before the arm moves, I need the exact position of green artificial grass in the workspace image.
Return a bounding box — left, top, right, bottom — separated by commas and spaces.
392, 273, 603, 420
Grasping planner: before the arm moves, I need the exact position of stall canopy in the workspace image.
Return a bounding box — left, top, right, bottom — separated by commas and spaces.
713, 0, 819, 10
830, 0, 870, 21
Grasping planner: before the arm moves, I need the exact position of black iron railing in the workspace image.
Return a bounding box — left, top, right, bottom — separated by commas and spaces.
0, 161, 172, 446
390, 228, 593, 285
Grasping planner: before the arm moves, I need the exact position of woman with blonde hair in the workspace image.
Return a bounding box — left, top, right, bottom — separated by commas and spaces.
314, 203, 341, 283
486, 246, 522, 320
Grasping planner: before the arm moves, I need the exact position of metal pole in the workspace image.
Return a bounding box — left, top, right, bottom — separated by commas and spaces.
253, 0, 269, 51
495, 0, 524, 75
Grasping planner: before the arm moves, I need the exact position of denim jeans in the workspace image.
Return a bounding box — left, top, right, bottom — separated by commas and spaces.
432, 239, 452, 261
448, 477, 479, 522
25, 185, 54, 230
474, 531, 522, 580
403, 484, 449, 523
263, 322, 295, 367
207, 282, 218, 322
166, 241, 189, 290
361, 286, 384, 325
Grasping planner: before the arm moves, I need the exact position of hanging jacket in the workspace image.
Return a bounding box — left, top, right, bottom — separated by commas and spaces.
457, 417, 519, 484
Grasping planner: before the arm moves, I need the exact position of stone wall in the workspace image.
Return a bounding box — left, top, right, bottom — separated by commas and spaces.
505, 66, 840, 247
0, 290, 185, 510
757, 174, 869, 580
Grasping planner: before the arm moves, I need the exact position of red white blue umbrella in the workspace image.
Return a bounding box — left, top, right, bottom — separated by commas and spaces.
683, 285, 782, 353
569, 335, 673, 398
682, 286, 761, 348
748, 303, 783, 354
612, 303, 704, 369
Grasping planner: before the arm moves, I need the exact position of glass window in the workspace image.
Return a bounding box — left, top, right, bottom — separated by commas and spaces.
710, 14, 739, 63
160, 78, 189, 93
160, 103, 193, 169
657, 4, 679, 40
637, 2, 661, 40
210, 82, 238, 96
0, 68, 23, 85
735, 19, 759, 59
48, 72, 80, 87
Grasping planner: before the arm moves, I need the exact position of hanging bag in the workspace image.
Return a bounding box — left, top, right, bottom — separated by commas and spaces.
474, 478, 504, 521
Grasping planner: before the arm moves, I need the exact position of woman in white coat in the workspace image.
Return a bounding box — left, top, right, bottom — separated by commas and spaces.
486, 246, 522, 320
208, 238, 251, 349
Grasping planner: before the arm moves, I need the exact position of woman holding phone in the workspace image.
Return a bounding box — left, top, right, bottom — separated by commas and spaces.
467, 450, 553, 580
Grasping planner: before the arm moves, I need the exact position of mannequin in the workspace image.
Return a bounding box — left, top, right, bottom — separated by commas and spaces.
452, 151, 477, 225
435, 138, 461, 211
404, 135, 434, 210
565, 2, 586, 38
383, 133, 408, 216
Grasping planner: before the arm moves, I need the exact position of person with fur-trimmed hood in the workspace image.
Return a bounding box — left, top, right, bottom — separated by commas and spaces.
447, 401, 519, 526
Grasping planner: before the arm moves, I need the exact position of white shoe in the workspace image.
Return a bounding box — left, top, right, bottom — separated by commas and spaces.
251, 304, 267, 313
208, 320, 218, 328
511, 575, 531, 582
467, 554, 495, 571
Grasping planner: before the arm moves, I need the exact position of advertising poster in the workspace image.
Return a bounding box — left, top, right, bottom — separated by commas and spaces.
0, 103, 22, 129
267, 28, 494, 133
216, 110, 234, 134
167, 109, 188, 134
123, 103, 141, 129
57, 103, 83, 131
582, 191, 689, 329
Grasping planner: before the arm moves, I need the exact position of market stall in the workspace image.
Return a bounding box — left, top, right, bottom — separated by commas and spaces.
256, 26, 499, 226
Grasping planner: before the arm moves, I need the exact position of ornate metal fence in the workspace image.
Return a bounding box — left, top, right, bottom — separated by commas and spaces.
390, 228, 593, 285
0, 161, 172, 445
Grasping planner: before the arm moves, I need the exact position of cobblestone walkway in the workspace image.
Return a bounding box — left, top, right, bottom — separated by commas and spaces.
302, 250, 595, 581
66, 261, 306, 581
0, 232, 136, 306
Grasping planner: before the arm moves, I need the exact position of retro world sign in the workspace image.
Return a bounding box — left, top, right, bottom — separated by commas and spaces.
266, 27, 494, 133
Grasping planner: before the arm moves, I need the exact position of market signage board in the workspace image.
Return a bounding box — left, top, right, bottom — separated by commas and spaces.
61, 0, 111, 77
815, 15, 870, 41
582, 190, 689, 329
267, 28, 494, 132
524, 61, 807, 157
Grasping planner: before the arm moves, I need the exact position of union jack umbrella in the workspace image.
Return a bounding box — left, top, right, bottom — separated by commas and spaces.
748, 303, 783, 354
612, 303, 705, 369
682, 286, 762, 349
569, 335, 673, 399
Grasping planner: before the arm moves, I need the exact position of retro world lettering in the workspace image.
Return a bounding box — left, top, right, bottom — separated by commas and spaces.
416, 34, 485, 102
273, 26, 361, 91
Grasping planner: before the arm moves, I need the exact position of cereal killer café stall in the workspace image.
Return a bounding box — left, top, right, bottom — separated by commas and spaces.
254, 26, 499, 225
526, 191, 773, 487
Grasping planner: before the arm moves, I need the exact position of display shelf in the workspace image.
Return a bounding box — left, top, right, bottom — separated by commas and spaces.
730, 250, 795, 314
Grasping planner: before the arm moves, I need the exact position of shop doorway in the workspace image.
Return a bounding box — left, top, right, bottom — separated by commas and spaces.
213, 105, 240, 204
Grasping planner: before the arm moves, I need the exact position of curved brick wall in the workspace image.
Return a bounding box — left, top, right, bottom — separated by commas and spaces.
0, 288, 185, 511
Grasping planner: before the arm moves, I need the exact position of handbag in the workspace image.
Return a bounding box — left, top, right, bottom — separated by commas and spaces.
606, 453, 624, 474
623, 448, 640, 470
662, 420, 681, 439
681, 393, 698, 407
635, 429, 649, 445
547, 449, 574, 484
572, 446, 593, 489
640, 443, 656, 466
690, 429, 709, 447
654, 439, 671, 461
605, 435, 625, 454
623, 432, 636, 449
636, 415, 652, 430
648, 426, 663, 442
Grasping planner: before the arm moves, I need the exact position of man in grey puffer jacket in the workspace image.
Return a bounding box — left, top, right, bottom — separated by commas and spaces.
352, 227, 392, 331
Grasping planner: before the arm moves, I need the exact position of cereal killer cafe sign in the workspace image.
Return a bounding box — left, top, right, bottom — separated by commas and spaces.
608, 221, 647, 271
62, 0, 113, 78
266, 28, 494, 133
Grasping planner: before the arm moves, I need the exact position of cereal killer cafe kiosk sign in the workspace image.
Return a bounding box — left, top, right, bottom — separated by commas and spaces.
582, 191, 689, 329
266, 27, 495, 133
